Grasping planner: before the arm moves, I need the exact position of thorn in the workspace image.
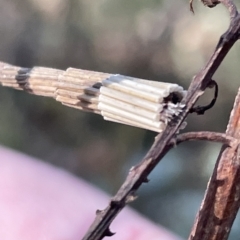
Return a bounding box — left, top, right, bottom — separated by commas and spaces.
189, 0, 195, 13
104, 228, 115, 237
143, 177, 150, 183
96, 209, 103, 215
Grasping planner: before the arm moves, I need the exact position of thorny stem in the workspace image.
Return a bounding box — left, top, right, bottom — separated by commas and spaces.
83, 1, 240, 239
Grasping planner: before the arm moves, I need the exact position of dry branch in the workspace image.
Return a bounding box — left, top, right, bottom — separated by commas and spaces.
174, 131, 236, 146
82, 0, 240, 239
0, 0, 240, 239
189, 89, 240, 240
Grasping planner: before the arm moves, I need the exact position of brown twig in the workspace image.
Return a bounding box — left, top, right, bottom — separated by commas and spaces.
174, 131, 236, 147
82, 1, 240, 239
189, 88, 240, 240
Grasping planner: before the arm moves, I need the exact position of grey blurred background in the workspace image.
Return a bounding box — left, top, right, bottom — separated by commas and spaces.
0, 0, 240, 239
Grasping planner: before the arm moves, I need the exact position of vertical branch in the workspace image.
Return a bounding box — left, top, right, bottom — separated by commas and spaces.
189, 88, 240, 240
